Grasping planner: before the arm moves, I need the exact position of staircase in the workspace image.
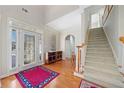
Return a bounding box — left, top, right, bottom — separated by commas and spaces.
84, 27, 124, 87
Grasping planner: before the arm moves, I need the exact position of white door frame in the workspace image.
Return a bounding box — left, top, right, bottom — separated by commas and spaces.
6, 18, 44, 77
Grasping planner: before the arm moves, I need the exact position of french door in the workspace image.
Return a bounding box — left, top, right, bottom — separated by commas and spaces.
9, 27, 43, 73
20, 30, 37, 70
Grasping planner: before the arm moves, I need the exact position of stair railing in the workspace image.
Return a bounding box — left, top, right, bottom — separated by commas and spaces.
74, 29, 90, 74
102, 5, 113, 25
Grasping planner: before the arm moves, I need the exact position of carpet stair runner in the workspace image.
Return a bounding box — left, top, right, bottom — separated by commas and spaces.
83, 27, 124, 88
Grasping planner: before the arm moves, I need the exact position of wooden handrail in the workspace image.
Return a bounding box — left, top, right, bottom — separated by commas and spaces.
76, 43, 86, 48
120, 37, 124, 44
102, 5, 113, 25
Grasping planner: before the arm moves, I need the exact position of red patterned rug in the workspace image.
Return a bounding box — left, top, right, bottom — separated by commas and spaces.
15, 66, 59, 88
79, 79, 103, 88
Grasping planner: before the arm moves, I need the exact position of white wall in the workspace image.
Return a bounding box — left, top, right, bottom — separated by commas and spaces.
103, 5, 124, 73
0, 6, 60, 78
84, 6, 104, 29
118, 6, 124, 72
0, 6, 44, 27
118, 6, 124, 36
44, 26, 60, 53
60, 25, 82, 59
0, 6, 44, 77
46, 6, 84, 59
103, 6, 119, 64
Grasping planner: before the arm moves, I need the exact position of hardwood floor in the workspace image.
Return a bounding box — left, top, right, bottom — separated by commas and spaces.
1, 60, 81, 88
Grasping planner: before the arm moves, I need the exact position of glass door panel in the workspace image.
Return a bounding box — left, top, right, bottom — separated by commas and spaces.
24, 33, 35, 65
10, 28, 17, 69
38, 34, 42, 62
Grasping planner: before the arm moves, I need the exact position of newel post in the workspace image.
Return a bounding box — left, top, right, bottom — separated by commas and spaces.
75, 43, 85, 73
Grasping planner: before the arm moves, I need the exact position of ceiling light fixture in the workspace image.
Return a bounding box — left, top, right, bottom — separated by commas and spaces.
22, 8, 29, 13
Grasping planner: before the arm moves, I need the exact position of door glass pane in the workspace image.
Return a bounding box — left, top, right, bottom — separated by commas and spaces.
11, 29, 17, 69
24, 34, 35, 65
38, 34, 42, 62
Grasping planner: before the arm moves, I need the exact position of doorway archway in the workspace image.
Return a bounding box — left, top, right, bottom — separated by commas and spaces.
65, 35, 75, 59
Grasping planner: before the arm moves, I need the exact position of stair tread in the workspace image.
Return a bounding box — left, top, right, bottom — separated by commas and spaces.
86, 55, 114, 59
84, 75, 123, 87
85, 57, 115, 63
86, 52, 113, 55
84, 71, 124, 87
85, 65, 119, 75
86, 53, 113, 57
85, 60, 116, 66
84, 70, 124, 86
85, 61, 117, 68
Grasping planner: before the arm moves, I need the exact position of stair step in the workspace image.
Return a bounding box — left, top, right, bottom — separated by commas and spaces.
85, 63, 119, 75
87, 51, 112, 55
92, 35, 106, 37
84, 75, 122, 87
88, 39, 107, 42
87, 47, 111, 51
87, 45, 110, 48
84, 67, 122, 79
88, 43, 109, 45
88, 41, 108, 44
86, 55, 114, 59
95, 35, 106, 36
85, 56, 115, 63
84, 69, 124, 87
85, 60, 116, 67
86, 53, 113, 58
87, 49, 112, 53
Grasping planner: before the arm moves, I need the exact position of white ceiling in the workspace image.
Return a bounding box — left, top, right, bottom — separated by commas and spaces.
0, 5, 90, 29
42, 5, 79, 24
46, 5, 90, 31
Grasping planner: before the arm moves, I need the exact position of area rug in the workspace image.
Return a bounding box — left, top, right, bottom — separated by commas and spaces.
15, 66, 59, 88
79, 79, 102, 88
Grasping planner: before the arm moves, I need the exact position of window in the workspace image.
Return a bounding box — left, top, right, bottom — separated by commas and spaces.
91, 13, 100, 28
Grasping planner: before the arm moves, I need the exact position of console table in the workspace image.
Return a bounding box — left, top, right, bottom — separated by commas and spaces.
45, 51, 62, 64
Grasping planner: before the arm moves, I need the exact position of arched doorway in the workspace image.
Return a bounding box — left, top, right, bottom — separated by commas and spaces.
65, 35, 75, 59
